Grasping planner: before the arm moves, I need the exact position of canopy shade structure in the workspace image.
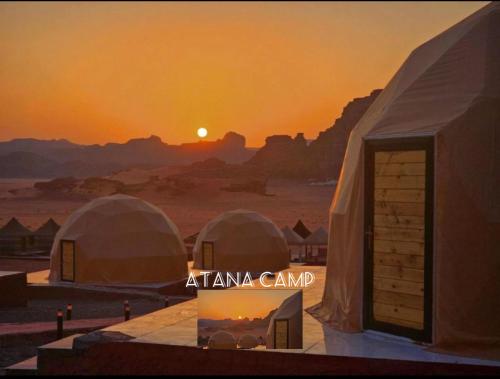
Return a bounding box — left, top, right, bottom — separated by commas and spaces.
34, 218, 60, 236
304, 227, 328, 246
281, 226, 304, 245
0, 218, 32, 237
292, 220, 311, 239
48, 194, 188, 284
208, 331, 237, 349
192, 209, 289, 272
309, 1, 500, 353
266, 291, 303, 349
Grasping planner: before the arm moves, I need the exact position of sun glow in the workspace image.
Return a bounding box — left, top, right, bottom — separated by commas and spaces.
197, 127, 208, 138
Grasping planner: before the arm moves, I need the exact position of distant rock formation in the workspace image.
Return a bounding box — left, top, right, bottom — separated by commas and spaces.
0, 132, 254, 178
246, 89, 382, 180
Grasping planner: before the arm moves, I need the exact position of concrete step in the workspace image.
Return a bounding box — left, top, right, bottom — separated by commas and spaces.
4, 356, 37, 376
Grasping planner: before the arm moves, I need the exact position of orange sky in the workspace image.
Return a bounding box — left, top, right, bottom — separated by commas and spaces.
0, 1, 488, 147
198, 289, 299, 320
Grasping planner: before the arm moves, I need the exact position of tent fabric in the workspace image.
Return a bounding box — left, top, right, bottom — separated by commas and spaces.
266, 291, 303, 349
48, 194, 188, 284
309, 1, 500, 350
292, 220, 311, 239
192, 209, 289, 272
238, 334, 259, 349
208, 331, 237, 349
34, 218, 60, 236
304, 227, 328, 246
0, 218, 32, 236
281, 226, 304, 245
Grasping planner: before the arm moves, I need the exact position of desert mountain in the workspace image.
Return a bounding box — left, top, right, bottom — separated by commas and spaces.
246, 89, 382, 180
0, 132, 254, 178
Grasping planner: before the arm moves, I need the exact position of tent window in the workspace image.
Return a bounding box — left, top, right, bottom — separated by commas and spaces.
202, 241, 214, 270
274, 319, 289, 349
60, 240, 75, 282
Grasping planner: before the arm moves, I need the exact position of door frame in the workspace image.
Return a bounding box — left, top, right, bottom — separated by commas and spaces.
201, 241, 215, 270
273, 318, 289, 349
363, 136, 434, 343
60, 239, 76, 282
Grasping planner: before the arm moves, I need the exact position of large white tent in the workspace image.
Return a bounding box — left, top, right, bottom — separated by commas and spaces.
49, 194, 188, 284
309, 2, 500, 353
266, 291, 303, 349
192, 209, 289, 272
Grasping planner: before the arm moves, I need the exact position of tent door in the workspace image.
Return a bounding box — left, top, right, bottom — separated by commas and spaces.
274, 319, 289, 348
364, 137, 433, 342
60, 240, 75, 282
202, 241, 214, 270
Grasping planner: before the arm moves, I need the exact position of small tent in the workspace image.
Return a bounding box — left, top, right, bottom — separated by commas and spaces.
266, 291, 303, 349
281, 226, 304, 262
192, 209, 289, 272
208, 331, 237, 349
48, 194, 188, 284
304, 227, 328, 264
0, 217, 34, 252
309, 2, 500, 352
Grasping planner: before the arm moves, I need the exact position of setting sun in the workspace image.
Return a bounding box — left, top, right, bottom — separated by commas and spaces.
197, 128, 208, 139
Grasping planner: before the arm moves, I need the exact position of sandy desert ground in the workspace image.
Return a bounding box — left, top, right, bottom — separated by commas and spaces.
0, 175, 335, 238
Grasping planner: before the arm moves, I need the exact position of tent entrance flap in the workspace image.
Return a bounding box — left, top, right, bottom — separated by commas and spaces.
202, 241, 215, 270
60, 239, 75, 282
274, 319, 289, 349
363, 137, 434, 343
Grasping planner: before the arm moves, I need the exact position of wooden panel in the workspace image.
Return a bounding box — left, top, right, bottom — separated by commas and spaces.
374, 264, 424, 283
373, 302, 424, 326
61, 241, 75, 282
375, 189, 425, 203
374, 214, 424, 229
202, 242, 214, 270
374, 252, 424, 269
375, 201, 425, 217
374, 277, 424, 296
370, 149, 427, 333
374, 240, 424, 255
274, 319, 289, 349
375, 150, 426, 164
375, 162, 425, 176
373, 289, 423, 310
374, 227, 424, 243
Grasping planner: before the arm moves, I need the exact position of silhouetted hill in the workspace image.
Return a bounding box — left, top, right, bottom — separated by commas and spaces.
0, 132, 254, 178
246, 89, 382, 180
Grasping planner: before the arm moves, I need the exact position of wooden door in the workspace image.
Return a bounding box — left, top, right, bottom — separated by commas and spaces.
364, 137, 433, 342
60, 240, 75, 282
274, 319, 289, 349
202, 241, 214, 270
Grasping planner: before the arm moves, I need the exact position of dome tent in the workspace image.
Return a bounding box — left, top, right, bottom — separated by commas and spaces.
49, 194, 188, 284
309, 2, 500, 351
266, 291, 303, 349
193, 209, 289, 272
208, 331, 237, 349
238, 334, 259, 349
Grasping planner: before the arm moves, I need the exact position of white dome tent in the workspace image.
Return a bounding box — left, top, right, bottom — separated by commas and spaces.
208, 331, 237, 350
238, 334, 259, 349
266, 291, 303, 349
192, 209, 289, 272
48, 194, 188, 284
